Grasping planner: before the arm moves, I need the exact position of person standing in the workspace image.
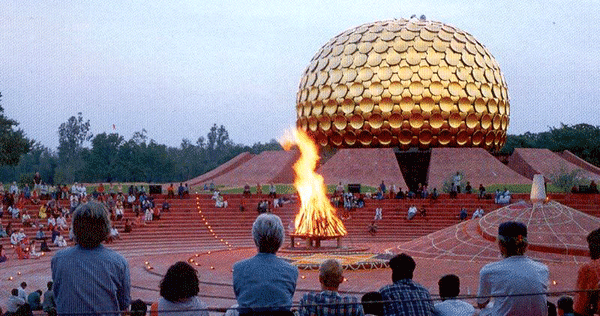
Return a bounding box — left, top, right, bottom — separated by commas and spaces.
477, 221, 548, 316
51, 201, 130, 316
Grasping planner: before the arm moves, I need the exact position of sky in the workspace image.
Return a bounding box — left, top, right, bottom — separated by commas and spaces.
2, 1, 599, 151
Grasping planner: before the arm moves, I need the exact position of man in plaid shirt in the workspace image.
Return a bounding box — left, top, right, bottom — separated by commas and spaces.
299, 259, 364, 316
379, 253, 434, 316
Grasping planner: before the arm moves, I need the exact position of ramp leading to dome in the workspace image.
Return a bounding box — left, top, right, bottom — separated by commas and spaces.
185, 152, 254, 186
508, 148, 600, 182
395, 200, 599, 263
427, 148, 530, 191
558, 150, 600, 177
208, 150, 299, 186
317, 148, 406, 188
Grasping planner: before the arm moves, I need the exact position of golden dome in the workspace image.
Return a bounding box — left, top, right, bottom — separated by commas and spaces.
296, 19, 510, 151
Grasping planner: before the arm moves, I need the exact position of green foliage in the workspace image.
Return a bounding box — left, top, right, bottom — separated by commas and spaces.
548, 166, 587, 193
0, 93, 32, 166
502, 123, 600, 167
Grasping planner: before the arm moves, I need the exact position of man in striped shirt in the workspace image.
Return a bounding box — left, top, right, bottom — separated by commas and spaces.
299, 259, 364, 316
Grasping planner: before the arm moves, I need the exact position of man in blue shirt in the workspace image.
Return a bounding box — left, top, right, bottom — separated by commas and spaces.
51, 201, 130, 316
379, 253, 434, 316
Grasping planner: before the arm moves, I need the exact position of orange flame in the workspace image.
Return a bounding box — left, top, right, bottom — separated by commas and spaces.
282, 129, 346, 237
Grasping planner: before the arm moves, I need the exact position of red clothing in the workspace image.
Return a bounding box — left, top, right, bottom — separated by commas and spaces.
575, 259, 600, 315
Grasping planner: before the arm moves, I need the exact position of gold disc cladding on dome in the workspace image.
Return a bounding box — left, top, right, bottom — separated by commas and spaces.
297, 19, 509, 150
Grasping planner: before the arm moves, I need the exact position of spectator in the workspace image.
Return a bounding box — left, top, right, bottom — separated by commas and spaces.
29, 240, 42, 258
243, 183, 251, 198
379, 253, 434, 316
458, 208, 468, 221
379, 181, 386, 194
269, 183, 277, 198
18, 282, 28, 302
433, 274, 474, 316
472, 207, 485, 219
478, 184, 486, 199
407, 205, 417, 220
368, 221, 378, 236
167, 183, 175, 199
557, 296, 574, 316
574, 228, 600, 315
464, 182, 472, 194
477, 221, 548, 315
27, 290, 43, 311
131, 299, 148, 316
361, 292, 383, 316
299, 259, 363, 316
150, 261, 209, 316
0, 245, 7, 263
178, 183, 185, 199
124, 219, 133, 233
42, 281, 56, 316
162, 200, 170, 213
7, 288, 25, 313
51, 201, 131, 315
233, 213, 298, 315
374, 208, 382, 221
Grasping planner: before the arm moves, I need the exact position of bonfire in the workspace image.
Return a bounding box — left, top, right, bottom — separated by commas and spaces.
282, 129, 347, 238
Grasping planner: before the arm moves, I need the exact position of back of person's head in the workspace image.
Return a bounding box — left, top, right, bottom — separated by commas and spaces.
72, 201, 110, 248
438, 274, 460, 300
389, 253, 416, 282
361, 291, 384, 316
252, 213, 284, 254
21, 282, 27, 288
557, 296, 574, 313
498, 221, 528, 257
12, 288, 19, 296
160, 261, 200, 302
588, 228, 600, 259
130, 299, 148, 316
319, 259, 343, 289
14, 303, 33, 316
47, 281, 53, 291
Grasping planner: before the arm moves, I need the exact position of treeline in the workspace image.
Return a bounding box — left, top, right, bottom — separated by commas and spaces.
501, 123, 600, 167
0, 112, 281, 185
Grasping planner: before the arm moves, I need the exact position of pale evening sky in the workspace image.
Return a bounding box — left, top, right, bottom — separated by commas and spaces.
2, 1, 599, 150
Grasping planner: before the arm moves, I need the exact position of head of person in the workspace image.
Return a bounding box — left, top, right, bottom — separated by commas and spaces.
21, 282, 27, 289
438, 274, 460, 300
557, 296, 574, 315
252, 213, 284, 254
159, 261, 199, 302
389, 253, 416, 282
11, 289, 18, 296
72, 201, 111, 248
361, 291, 384, 316
587, 228, 600, 260
47, 281, 53, 291
319, 259, 344, 290
497, 221, 528, 257
130, 299, 148, 316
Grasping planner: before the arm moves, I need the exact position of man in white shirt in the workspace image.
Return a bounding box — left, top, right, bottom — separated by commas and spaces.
433, 274, 474, 316
477, 221, 548, 316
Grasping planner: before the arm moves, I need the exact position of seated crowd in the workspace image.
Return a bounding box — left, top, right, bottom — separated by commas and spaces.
2, 177, 600, 316
4, 203, 595, 316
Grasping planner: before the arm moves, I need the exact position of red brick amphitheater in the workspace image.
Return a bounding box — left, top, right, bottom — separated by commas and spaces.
3, 17, 600, 314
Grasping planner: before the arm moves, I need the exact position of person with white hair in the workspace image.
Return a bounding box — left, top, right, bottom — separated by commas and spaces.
233, 213, 298, 315
51, 201, 130, 315
299, 259, 364, 316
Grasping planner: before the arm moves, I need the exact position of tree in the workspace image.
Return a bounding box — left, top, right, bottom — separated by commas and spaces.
86, 133, 124, 182
58, 112, 93, 160
57, 112, 93, 182
0, 93, 31, 166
